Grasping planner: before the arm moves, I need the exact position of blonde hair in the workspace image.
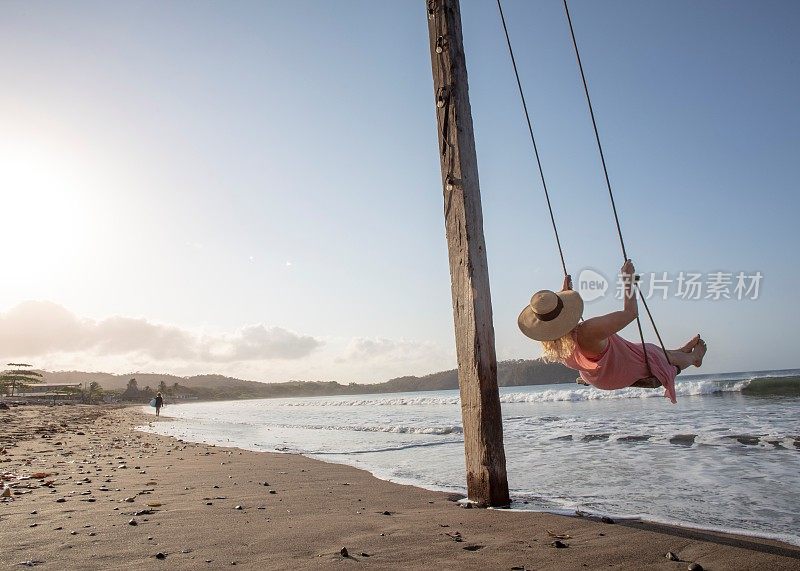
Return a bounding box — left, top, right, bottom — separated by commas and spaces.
539, 330, 576, 363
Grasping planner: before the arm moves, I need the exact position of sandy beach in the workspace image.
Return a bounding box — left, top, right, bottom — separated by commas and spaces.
1, 404, 799, 570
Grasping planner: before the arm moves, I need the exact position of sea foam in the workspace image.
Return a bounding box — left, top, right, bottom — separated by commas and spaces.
278, 378, 754, 407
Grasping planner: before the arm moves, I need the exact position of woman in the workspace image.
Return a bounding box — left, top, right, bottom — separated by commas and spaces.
154, 392, 164, 417
518, 260, 707, 403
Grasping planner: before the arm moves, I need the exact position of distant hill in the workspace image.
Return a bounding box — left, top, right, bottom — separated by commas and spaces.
38, 359, 575, 401
373, 360, 575, 393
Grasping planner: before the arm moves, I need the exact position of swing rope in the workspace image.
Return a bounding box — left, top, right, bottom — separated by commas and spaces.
496, 0, 568, 278
496, 0, 671, 374
561, 0, 670, 368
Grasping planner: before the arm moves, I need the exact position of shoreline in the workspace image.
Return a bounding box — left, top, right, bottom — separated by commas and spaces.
2, 404, 799, 569
140, 406, 800, 552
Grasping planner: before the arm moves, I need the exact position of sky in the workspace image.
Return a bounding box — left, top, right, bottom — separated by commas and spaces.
1, 0, 798, 383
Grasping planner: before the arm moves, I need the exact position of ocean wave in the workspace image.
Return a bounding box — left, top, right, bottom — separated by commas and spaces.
281, 396, 461, 407
281, 379, 762, 407
500, 379, 753, 403
528, 425, 800, 450
295, 423, 463, 435
573, 432, 800, 450
311, 440, 461, 456
145, 412, 463, 436
368, 376, 793, 407
741, 375, 800, 397
273, 422, 454, 436
279, 378, 765, 407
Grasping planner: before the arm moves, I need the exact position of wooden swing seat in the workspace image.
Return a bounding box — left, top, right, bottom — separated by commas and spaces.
575, 376, 661, 389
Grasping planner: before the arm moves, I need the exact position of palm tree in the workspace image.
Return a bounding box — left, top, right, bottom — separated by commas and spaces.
86, 381, 103, 403
0, 363, 43, 396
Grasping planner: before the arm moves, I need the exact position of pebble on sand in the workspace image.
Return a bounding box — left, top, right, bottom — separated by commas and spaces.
155, 552, 166, 560
666, 552, 680, 561
550, 540, 569, 548
688, 564, 704, 571
340, 547, 349, 557
128, 518, 138, 526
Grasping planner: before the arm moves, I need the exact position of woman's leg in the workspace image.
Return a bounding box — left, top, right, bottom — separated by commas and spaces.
667, 338, 707, 370
678, 334, 701, 353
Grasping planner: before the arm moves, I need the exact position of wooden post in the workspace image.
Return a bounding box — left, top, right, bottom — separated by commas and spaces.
425, 0, 509, 507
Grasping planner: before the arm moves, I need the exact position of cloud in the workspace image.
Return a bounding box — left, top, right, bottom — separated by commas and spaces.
0, 301, 322, 362
338, 336, 442, 364
201, 325, 322, 362
94, 316, 197, 360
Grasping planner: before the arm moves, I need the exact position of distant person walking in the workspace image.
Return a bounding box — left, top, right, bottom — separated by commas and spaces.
154, 392, 164, 416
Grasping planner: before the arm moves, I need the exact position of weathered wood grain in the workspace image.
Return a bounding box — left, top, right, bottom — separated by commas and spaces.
425, 0, 509, 507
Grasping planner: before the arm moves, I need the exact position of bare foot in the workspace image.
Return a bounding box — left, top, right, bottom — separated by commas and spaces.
692, 338, 707, 367
679, 334, 701, 353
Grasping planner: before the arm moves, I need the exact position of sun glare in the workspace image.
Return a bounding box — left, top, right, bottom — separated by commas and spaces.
0, 141, 94, 275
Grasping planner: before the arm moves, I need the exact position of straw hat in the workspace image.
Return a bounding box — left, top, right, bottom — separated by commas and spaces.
518, 289, 584, 341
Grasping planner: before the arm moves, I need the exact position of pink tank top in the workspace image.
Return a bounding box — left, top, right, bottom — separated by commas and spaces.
563, 333, 677, 403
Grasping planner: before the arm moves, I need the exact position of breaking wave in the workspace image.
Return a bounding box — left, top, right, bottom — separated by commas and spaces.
740, 375, 800, 397
499, 379, 751, 403
281, 423, 463, 435
279, 376, 798, 407
281, 395, 461, 407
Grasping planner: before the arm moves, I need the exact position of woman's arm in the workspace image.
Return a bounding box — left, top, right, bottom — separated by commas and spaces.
576, 260, 639, 351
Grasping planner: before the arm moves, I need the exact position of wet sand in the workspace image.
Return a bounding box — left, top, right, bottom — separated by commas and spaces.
2, 404, 799, 570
